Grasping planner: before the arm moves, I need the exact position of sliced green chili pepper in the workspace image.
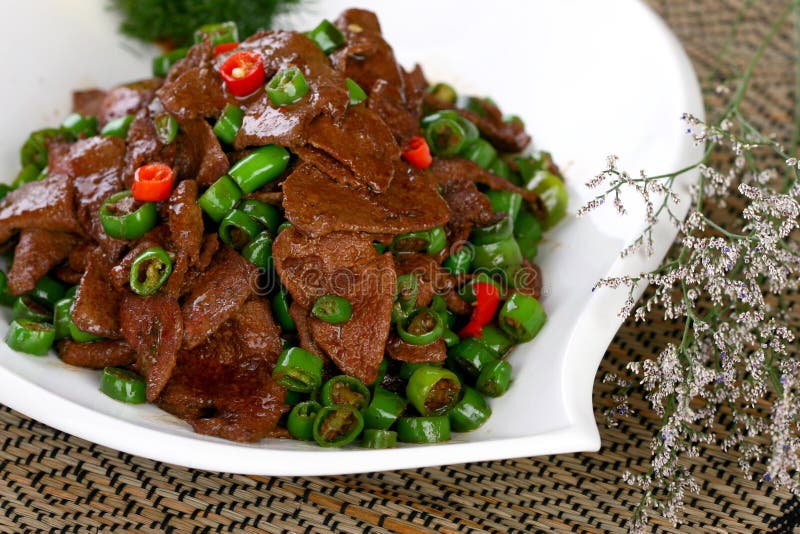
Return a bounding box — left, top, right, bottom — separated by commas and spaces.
271, 287, 295, 331
100, 114, 134, 139
130, 246, 173, 296
241, 232, 273, 270
30, 275, 66, 308
312, 404, 364, 447
198, 175, 243, 222
397, 416, 450, 443
476, 359, 512, 397
12, 296, 51, 323
421, 111, 479, 144
266, 67, 309, 107
239, 199, 281, 235
99, 191, 158, 240
398, 308, 444, 345
5, 319, 55, 356
320, 375, 371, 413
20, 128, 60, 170
273, 347, 324, 393
489, 158, 512, 180
229, 145, 290, 194
219, 209, 261, 249
395, 274, 418, 314
12, 164, 41, 188
460, 138, 497, 170
193, 21, 238, 45
527, 171, 568, 229
306, 19, 344, 53
427, 82, 457, 105
391, 227, 446, 256
100, 367, 146, 404
442, 328, 460, 348
212, 104, 244, 145
0, 271, 14, 307
362, 429, 397, 449
406, 366, 461, 416
443, 248, 472, 276
153, 112, 179, 145
61, 113, 98, 139
447, 337, 497, 379
472, 237, 523, 274
363, 386, 407, 430
311, 295, 352, 324
346, 78, 367, 105
499, 292, 546, 342
287, 400, 321, 441
53, 298, 73, 340
425, 117, 466, 157
398, 362, 441, 381
470, 214, 514, 245
474, 325, 514, 357
449, 386, 492, 432
485, 190, 523, 222
515, 208, 543, 261
152, 47, 188, 77
68, 318, 103, 343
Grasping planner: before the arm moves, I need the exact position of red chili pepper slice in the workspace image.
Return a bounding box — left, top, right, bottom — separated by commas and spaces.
458, 282, 501, 339
219, 51, 265, 97
213, 42, 239, 57
402, 136, 433, 169
132, 163, 175, 202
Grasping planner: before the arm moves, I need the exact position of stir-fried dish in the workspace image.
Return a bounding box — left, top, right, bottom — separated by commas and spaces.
0, 9, 567, 447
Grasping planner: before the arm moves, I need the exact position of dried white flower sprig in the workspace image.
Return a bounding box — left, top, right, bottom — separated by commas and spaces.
581, 4, 800, 531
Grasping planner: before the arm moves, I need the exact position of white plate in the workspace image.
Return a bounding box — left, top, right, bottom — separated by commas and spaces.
0, 0, 702, 475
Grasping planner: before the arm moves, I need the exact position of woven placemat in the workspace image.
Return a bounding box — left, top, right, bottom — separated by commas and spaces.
2, 1, 798, 532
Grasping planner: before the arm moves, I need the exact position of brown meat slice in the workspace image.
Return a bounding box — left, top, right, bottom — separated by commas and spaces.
430, 157, 546, 219
289, 302, 325, 359
282, 162, 450, 238
368, 79, 420, 144
120, 293, 183, 401
157, 63, 227, 121
458, 103, 531, 154
8, 229, 80, 295
229, 298, 283, 366
305, 105, 399, 192
272, 227, 377, 308
387, 336, 447, 364
57, 339, 136, 369
432, 167, 497, 245
402, 64, 428, 123
98, 79, 161, 126
308, 254, 396, 385
72, 89, 106, 118
157, 317, 287, 442
166, 180, 203, 265
67, 136, 128, 257
0, 174, 83, 244
273, 228, 395, 384
234, 31, 350, 150
331, 9, 405, 94
72, 249, 122, 339
181, 247, 258, 349
173, 119, 229, 186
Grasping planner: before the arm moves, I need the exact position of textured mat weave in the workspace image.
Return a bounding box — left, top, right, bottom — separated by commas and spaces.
1, 1, 798, 532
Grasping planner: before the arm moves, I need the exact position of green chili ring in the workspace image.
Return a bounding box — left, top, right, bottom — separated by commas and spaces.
396, 416, 451, 443
287, 400, 322, 441
311, 295, 352, 324
320, 375, 371, 413
362, 429, 397, 449
272, 347, 324, 393
397, 308, 444, 346
448, 386, 492, 432
100, 367, 147, 404
363, 386, 407, 430
406, 366, 462, 416
219, 209, 262, 249
5, 319, 55, 356
99, 191, 158, 240
130, 246, 173, 296
312, 404, 365, 448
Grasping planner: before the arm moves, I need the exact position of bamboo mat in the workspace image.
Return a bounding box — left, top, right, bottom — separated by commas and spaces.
1, 1, 798, 532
